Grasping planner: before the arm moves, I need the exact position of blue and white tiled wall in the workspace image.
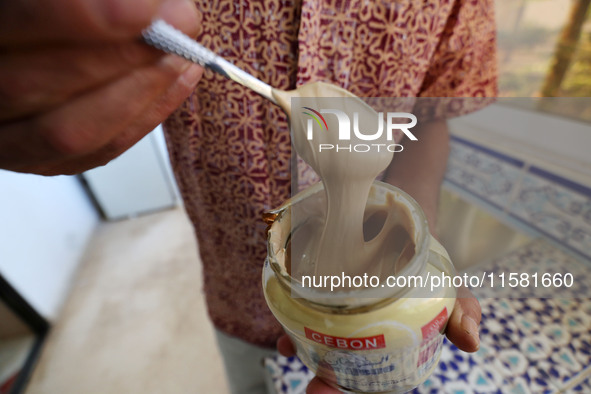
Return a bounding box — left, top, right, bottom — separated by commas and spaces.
423, 136, 591, 392
263, 136, 591, 394
412, 297, 591, 393
416, 242, 591, 393
445, 136, 591, 262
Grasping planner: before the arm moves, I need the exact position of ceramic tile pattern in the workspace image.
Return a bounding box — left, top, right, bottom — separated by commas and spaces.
446, 137, 591, 261
264, 356, 314, 394
563, 369, 591, 393
445, 139, 524, 211
463, 239, 591, 299
509, 168, 591, 261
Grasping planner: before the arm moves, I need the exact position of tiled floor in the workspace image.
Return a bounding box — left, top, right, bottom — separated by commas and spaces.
25, 207, 230, 394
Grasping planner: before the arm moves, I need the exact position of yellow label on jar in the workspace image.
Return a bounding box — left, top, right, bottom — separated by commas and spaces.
264, 260, 455, 393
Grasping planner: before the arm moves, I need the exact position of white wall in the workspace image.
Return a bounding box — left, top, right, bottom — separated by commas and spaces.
152, 125, 182, 201
82, 128, 180, 220
0, 171, 98, 321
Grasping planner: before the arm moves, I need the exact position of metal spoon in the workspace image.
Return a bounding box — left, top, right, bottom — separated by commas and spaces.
141, 19, 382, 174
142, 19, 278, 105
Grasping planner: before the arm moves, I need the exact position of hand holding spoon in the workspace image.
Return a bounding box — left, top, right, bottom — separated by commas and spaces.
142, 19, 392, 179
143, 20, 395, 277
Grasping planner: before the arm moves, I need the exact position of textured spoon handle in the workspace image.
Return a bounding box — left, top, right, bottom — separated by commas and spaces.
142, 19, 277, 104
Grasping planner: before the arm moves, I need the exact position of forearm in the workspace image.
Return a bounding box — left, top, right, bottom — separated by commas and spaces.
383, 120, 450, 234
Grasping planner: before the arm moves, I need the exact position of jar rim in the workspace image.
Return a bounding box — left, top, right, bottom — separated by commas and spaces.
266, 180, 430, 312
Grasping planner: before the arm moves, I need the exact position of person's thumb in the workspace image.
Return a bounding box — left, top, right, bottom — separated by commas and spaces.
445, 286, 481, 352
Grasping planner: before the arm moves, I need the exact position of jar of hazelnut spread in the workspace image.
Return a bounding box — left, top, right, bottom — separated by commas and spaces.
263, 181, 457, 393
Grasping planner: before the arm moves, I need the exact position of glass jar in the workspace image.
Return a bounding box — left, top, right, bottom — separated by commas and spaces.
263, 181, 457, 393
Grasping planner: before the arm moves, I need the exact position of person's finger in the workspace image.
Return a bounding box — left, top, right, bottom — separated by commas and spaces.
26, 63, 203, 175
50, 63, 203, 174
0, 0, 198, 45
0, 53, 197, 172
445, 286, 481, 352
101, 63, 202, 152
277, 334, 296, 357
38, 55, 192, 155
306, 377, 341, 394
0, 0, 200, 121
0, 43, 161, 121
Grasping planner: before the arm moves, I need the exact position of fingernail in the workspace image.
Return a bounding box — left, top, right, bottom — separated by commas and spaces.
461, 314, 480, 346
157, 0, 200, 36
178, 64, 202, 88
157, 0, 193, 17
161, 55, 192, 74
